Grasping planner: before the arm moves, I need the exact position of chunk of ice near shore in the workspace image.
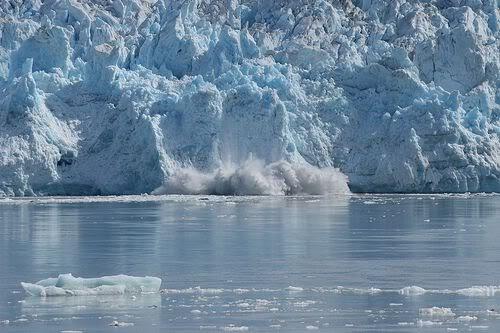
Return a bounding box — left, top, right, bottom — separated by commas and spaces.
21, 274, 162, 297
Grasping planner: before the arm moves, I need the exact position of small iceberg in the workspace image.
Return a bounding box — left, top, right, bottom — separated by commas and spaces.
419, 307, 455, 317
21, 273, 162, 297
399, 286, 427, 296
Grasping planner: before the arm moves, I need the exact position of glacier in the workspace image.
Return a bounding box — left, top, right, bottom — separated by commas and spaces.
0, 0, 498, 196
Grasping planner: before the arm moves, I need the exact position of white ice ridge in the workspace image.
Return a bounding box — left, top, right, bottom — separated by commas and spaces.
21, 273, 162, 297
0, 0, 499, 196
153, 158, 349, 195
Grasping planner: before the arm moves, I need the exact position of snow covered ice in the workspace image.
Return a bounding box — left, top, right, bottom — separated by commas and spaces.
21, 273, 162, 296
0, 0, 499, 196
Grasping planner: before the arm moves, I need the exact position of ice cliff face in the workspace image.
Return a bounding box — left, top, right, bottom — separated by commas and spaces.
0, 0, 498, 195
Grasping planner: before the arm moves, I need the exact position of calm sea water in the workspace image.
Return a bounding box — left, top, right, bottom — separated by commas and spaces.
1, 194, 500, 332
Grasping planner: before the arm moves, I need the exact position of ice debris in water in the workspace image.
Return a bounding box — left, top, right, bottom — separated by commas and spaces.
109, 321, 135, 327
400, 285, 500, 297
417, 320, 442, 327
456, 316, 478, 322
21, 274, 162, 297
306, 325, 319, 330
399, 286, 427, 296
456, 286, 500, 297
419, 307, 456, 318
161, 286, 224, 295
221, 325, 249, 331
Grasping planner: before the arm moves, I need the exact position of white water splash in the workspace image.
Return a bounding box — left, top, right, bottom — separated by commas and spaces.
154, 159, 349, 196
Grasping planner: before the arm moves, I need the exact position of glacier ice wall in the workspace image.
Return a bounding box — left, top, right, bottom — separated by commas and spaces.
0, 0, 498, 195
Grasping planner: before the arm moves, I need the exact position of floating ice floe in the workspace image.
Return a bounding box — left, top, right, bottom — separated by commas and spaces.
109, 321, 134, 327
399, 286, 427, 296
14, 318, 28, 323
340, 286, 382, 295
21, 274, 162, 297
161, 286, 224, 295
456, 316, 478, 322
398, 285, 500, 297
456, 286, 500, 297
200, 326, 217, 330
397, 322, 413, 326
419, 307, 456, 318
417, 320, 442, 327
293, 300, 317, 308
221, 325, 249, 331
